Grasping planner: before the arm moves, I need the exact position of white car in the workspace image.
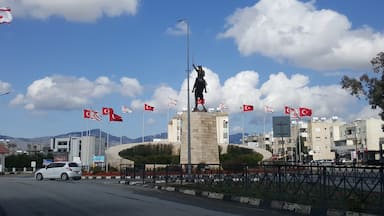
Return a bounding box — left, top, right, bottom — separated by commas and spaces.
35, 161, 82, 181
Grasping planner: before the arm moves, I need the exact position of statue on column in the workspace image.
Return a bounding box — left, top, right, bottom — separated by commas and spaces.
192, 64, 207, 112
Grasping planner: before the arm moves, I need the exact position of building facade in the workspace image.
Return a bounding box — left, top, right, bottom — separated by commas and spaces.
50, 136, 106, 168
306, 117, 340, 161
332, 118, 384, 163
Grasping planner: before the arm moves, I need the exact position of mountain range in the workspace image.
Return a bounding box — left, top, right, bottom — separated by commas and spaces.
0, 129, 245, 150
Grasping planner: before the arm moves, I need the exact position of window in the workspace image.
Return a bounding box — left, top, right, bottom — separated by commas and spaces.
346, 129, 353, 135
223, 120, 228, 128
55, 163, 65, 168
58, 141, 67, 146
69, 163, 79, 167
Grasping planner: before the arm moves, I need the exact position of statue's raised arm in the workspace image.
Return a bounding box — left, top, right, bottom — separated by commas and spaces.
193, 64, 199, 72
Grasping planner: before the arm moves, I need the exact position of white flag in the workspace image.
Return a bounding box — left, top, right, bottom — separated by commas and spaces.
0, 8, 12, 24
264, 105, 274, 113
168, 97, 177, 106
121, 105, 133, 113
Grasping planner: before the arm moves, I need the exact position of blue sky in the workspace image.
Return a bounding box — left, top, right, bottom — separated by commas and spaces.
0, 0, 383, 139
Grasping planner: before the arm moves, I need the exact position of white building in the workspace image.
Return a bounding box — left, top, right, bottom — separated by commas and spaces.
306, 117, 340, 161
50, 136, 106, 168
332, 118, 384, 163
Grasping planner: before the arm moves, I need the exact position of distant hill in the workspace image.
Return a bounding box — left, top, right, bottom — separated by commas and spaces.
0, 129, 243, 150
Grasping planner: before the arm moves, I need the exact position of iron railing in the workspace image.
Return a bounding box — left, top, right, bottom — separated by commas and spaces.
120, 163, 384, 214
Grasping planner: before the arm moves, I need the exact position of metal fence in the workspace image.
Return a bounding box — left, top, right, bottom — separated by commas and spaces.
120, 163, 384, 214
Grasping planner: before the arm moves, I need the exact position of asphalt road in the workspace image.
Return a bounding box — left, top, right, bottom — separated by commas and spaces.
0, 176, 290, 216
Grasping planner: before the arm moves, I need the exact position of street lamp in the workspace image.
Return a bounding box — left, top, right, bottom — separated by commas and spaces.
0, 90, 10, 173
179, 19, 191, 174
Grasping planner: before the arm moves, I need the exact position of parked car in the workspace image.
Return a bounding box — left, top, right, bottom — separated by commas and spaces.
35, 161, 82, 181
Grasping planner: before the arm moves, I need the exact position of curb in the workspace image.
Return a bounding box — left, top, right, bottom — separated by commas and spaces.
142, 184, 378, 216
81, 176, 121, 180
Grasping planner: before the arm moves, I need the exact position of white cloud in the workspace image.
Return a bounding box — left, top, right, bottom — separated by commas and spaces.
120, 77, 143, 97
351, 105, 381, 121
0, 80, 12, 94
4, 0, 139, 22
10, 68, 363, 132
219, 0, 384, 71
10, 75, 142, 111
129, 85, 178, 113
141, 67, 359, 125
166, 20, 188, 36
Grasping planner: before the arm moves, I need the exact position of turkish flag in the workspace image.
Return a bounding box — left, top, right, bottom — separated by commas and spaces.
284, 106, 293, 114
109, 113, 123, 122
243, 104, 253, 112
144, 104, 154, 111
197, 98, 205, 105
299, 107, 312, 117
102, 107, 111, 115
83, 109, 91, 118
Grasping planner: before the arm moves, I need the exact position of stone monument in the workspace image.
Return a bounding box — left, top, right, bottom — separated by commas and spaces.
180, 64, 220, 165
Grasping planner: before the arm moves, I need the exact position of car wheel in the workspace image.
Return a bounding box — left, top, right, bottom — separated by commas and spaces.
61, 173, 69, 181
36, 173, 43, 181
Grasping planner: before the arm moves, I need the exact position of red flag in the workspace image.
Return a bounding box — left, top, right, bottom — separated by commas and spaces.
108, 109, 122, 122
299, 107, 312, 117
144, 104, 154, 111
102, 107, 111, 115
284, 106, 293, 114
109, 112, 123, 122
197, 98, 205, 105
83, 109, 91, 118
243, 104, 253, 112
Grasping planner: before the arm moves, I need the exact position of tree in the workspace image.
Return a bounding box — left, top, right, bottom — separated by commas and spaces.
341, 52, 384, 121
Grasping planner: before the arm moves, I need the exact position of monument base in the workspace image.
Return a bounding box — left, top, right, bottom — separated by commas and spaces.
180, 112, 220, 164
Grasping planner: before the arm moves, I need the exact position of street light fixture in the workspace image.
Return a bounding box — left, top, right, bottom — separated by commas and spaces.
178, 19, 191, 174
185, 20, 191, 175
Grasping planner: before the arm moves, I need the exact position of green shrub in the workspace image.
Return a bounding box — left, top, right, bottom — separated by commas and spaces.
119, 144, 179, 165
220, 145, 263, 171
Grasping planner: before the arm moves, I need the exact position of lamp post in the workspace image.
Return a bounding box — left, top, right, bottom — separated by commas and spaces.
0, 90, 10, 173
179, 19, 191, 174
186, 20, 191, 175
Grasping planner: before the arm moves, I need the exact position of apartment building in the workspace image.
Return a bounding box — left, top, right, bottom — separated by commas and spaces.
306, 117, 341, 161
332, 118, 384, 163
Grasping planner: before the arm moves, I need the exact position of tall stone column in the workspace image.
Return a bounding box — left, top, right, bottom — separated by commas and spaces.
180, 112, 220, 164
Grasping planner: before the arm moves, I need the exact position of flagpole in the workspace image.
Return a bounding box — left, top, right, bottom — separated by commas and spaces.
263, 111, 266, 149
106, 130, 109, 172
298, 116, 302, 162
142, 111, 145, 143
242, 108, 245, 145
99, 126, 101, 155
120, 122, 122, 145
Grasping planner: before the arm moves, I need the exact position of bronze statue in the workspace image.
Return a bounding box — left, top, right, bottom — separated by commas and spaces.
192, 64, 207, 112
